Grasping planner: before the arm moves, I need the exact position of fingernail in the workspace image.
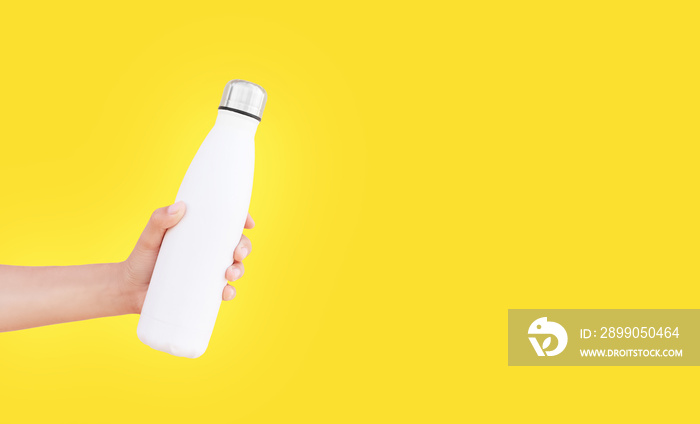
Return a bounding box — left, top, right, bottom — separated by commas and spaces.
168, 202, 183, 215
239, 247, 249, 258
231, 267, 241, 280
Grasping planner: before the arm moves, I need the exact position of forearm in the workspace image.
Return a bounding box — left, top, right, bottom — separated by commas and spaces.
0, 263, 136, 332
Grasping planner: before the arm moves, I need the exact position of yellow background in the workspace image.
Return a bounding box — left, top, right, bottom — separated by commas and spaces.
0, 1, 698, 422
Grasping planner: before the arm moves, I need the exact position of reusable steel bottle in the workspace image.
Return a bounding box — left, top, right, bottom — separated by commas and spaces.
137, 80, 267, 358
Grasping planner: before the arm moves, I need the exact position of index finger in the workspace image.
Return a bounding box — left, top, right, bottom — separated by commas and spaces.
244, 213, 255, 229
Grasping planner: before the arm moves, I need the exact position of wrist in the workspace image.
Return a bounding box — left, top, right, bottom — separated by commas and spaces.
111, 262, 146, 315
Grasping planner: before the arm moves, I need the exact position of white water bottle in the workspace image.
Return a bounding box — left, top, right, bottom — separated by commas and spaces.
137, 80, 267, 358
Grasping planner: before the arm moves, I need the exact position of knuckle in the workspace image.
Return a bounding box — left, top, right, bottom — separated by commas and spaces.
149, 209, 162, 223
138, 236, 160, 252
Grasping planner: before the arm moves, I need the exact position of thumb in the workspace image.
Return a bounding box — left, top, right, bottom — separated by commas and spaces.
134, 201, 186, 252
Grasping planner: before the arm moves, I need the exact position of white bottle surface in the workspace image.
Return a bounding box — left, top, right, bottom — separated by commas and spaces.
137, 80, 265, 358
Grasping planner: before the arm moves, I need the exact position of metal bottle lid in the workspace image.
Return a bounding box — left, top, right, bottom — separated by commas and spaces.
218, 80, 267, 121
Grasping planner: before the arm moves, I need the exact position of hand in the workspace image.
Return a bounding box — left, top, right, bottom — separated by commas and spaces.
119, 201, 255, 314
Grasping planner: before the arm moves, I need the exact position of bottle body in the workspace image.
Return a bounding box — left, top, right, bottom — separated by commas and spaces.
137, 109, 257, 358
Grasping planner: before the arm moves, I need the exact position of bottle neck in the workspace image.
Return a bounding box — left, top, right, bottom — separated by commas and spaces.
214, 108, 260, 135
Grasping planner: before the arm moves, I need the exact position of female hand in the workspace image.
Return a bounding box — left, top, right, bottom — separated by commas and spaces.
120, 201, 254, 314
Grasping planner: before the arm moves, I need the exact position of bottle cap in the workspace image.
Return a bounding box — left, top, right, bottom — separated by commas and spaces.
218, 80, 267, 121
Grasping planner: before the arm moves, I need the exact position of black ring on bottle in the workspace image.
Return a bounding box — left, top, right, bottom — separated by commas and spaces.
218, 106, 262, 121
